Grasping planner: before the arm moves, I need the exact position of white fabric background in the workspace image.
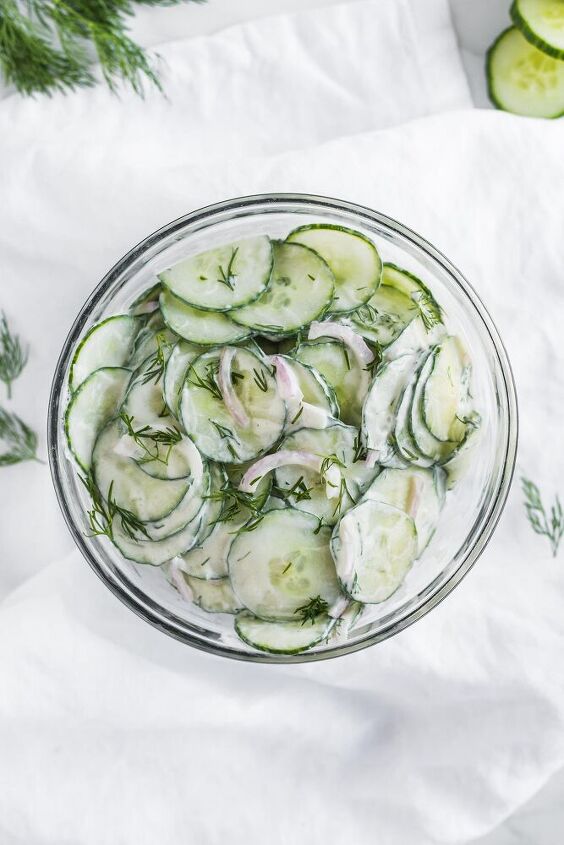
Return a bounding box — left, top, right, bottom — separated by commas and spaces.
1, 1, 563, 843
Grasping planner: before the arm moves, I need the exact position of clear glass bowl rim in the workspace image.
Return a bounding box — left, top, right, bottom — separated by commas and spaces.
47, 193, 518, 664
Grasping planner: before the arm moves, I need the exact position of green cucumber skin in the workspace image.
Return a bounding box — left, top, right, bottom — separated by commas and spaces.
69, 314, 141, 392
486, 27, 564, 118
383, 263, 442, 327
511, 1, 564, 60
234, 612, 335, 655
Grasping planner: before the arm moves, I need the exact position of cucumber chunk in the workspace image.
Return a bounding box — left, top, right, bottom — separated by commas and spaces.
70, 315, 141, 391
362, 353, 418, 466
294, 340, 370, 426
331, 501, 417, 603
382, 264, 442, 332
410, 352, 459, 463
160, 289, 251, 345
363, 466, 445, 554
235, 611, 334, 654
111, 503, 208, 566
228, 508, 342, 621
180, 347, 286, 463
231, 241, 334, 335
511, 0, 564, 60
287, 224, 382, 314
423, 337, 469, 442
274, 423, 378, 525
160, 236, 273, 312
183, 575, 243, 614
487, 26, 564, 117
65, 366, 130, 471
394, 365, 434, 468
163, 340, 202, 418
349, 276, 419, 346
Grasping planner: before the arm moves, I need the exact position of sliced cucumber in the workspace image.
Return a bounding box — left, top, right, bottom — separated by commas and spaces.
163, 340, 201, 418
274, 355, 338, 431
111, 503, 207, 566
92, 421, 189, 523
69, 315, 141, 391
274, 423, 378, 525
393, 365, 434, 468
231, 241, 334, 335
160, 289, 251, 345
127, 326, 177, 372
180, 347, 286, 463
409, 352, 459, 463
331, 501, 417, 603
511, 0, 564, 60
294, 340, 370, 426
383, 264, 442, 332
143, 460, 214, 543
363, 466, 445, 555
348, 278, 419, 347
180, 518, 238, 579
362, 353, 418, 465
65, 367, 130, 471
228, 508, 341, 621
129, 283, 162, 316
487, 26, 564, 117
287, 224, 382, 314
122, 352, 173, 427
235, 611, 334, 654
135, 429, 203, 482
423, 337, 469, 442
160, 236, 273, 312
183, 575, 243, 614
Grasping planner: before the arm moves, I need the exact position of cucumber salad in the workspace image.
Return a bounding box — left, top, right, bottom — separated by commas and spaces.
65, 224, 480, 655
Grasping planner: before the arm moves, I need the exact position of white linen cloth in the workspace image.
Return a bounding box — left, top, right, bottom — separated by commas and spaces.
2, 2, 564, 843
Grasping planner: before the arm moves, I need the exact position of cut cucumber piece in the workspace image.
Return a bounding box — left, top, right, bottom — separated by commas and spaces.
511, 0, 564, 60
383, 264, 442, 332
180, 347, 286, 463
349, 278, 419, 347
160, 289, 251, 345
331, 501, 417, 603
122, 351, 174, 427
363, 466, 445, 555
144, 460, 214, 543
129, 283, 161, 316
487, 26, 564, 117
231, 241, 334, 335
184, 575, 243, 614
92, 421, 189, 523
409, 352, 459, 463
287, 224, 382, 314
69, 315, 141, 391
274, 423, 378, 525
159, 236, 273, 312
362, 353, 418, 465
65, 367, 130, 471
228, 508, 341, 621
423, 337, 469, 442
294, 340, 370, 426
127, 326, 177, 372
163, 340, 201, 418
393, 364, 434, 468
274, 355, 338, 431
135, 428, 203, 482
235, 611, 334, 654
111, 502, 208, 566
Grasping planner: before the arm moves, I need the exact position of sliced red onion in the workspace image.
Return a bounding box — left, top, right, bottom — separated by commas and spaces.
218, 347, 250, 429
170, 558, 194, 603
365, 449, 379, 469
239, 449, 341, 494
308, 321, 375, 367
271, 355, 303, 404
406, 477, 423, 520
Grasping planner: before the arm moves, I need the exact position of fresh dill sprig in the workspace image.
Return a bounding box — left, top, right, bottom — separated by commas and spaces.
252, 368, 268, 393
211, 420, 238, 441
79, 473, 149, 541
332, 476, 353, 517
290, 405, 304, 425
414, 289, 442, 331
141, 332, 171, 385
119, 412, 181, 465
206, 478, 264, 525
273, 474, 313, 503
187, 362, 222, 400
521, 476, 564, 558
319, 453, 345, 477
237, 514, 265, 533
352, 431, 367, 463
0, 0, 204, 98
294, 595, 329, 626
217, 247, 239, 290
0, 313, 28, 399
0, 406, 40, 466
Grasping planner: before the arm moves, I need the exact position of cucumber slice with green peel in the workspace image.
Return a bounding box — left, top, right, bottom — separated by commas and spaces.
274, 355, 339, 430
183, 575, 243, 614
111, 501, 208, 566
160, 289, 251, 345
231, 241, 334, 335
487, 27, 564, 117
134, 429, 203, 482
180, 347, 286, 463
127, 326, 177, 371
348, 280, 419, 347
129, 283, 162, 316
423, 337, 469, 443
228, 508, 342, 621
294, 340, 370, 426
122, 351, 174, 427
409, 352, 459, 463
235, 611, 335, 654
163, 340, 202, 418
363, 466, 445, 555
362, 353, 419, 465
287, 224, 382, 314
274, 423, 378, 525
382, 264, 442, 332
224, 462, 273, 510
331, 501, 417, 603
65, 367, 131, 471
159, 236, 273, 312
92, 421, 189, 523
511, 0, 564, 60
69, 315, 141, 392
393, 367, 434, 468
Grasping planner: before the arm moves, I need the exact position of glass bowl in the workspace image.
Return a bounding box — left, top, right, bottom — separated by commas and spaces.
48, 194, 518, 663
